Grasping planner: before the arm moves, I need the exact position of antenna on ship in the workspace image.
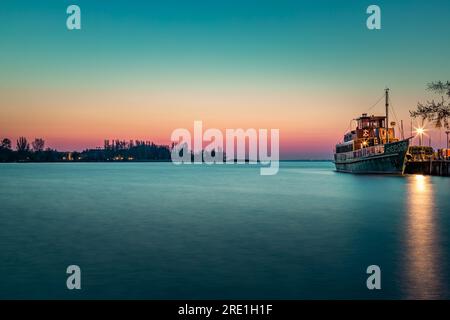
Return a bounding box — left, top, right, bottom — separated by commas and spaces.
385, 88, 389, 144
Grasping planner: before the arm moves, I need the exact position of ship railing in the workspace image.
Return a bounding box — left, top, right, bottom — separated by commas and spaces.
355, 145, 385, 158
336, 145, 385, 161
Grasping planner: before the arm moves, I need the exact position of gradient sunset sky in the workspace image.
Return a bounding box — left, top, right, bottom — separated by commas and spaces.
1, 0, 450, 159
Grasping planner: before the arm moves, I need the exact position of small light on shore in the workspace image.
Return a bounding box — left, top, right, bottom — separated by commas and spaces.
414, 126, 428, 146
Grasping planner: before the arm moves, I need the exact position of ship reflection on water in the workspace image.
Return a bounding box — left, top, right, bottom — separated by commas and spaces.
404, 175, 444, 299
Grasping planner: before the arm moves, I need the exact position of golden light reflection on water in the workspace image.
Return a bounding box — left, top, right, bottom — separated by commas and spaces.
404, 174, 442, 299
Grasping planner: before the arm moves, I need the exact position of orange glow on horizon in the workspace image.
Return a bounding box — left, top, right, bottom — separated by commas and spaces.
0, 84, 426, 157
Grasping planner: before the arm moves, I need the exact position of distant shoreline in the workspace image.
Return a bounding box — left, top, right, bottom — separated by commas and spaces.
0, 159, 334, 164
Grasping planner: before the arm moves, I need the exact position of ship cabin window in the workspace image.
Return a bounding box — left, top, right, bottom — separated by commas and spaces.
358, 118, 369, 129
344, 131, 355, 142
336, 144, 353, 153
358, 117, 385, 129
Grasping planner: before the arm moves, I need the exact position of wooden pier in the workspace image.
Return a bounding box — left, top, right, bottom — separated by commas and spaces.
405, 160, 450, 176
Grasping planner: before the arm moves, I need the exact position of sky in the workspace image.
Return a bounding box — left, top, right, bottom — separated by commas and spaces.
1, 0, 450, 159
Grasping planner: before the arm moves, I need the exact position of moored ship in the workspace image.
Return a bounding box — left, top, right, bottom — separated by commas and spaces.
334, 89, 410, 174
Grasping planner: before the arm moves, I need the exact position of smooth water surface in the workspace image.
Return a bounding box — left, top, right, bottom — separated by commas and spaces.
0, 162, 449, 299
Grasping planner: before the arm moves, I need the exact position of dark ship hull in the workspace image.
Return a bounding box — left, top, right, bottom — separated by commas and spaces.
334, 139, 410, 174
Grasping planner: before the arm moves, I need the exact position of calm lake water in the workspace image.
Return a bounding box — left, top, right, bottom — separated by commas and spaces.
0, 162, 449, 299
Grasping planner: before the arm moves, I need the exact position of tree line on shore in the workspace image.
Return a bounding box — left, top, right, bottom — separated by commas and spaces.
0, 137, 172, 162
2, 81, 448, 162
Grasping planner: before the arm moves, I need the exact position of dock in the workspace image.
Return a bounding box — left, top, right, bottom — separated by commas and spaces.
405, 160, 450, 176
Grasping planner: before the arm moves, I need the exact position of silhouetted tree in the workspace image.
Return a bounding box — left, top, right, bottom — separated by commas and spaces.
16, 137, 30, 152
1, 138, 12, 150
32, 138, 45, 152
410, 81, 450, 129
0, 138, 13, 162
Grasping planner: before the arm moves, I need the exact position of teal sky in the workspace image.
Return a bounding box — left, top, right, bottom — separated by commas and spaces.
1, 0, 450, 158
1, 0, 449, 87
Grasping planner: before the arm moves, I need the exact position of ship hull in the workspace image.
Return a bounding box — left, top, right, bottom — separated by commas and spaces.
334, 140, 410, 174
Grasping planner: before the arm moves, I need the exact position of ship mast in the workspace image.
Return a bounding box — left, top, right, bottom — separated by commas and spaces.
385, 88, 389, 144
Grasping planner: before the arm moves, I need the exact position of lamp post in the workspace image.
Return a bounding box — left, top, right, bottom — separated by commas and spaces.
417, 127, 424, 146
